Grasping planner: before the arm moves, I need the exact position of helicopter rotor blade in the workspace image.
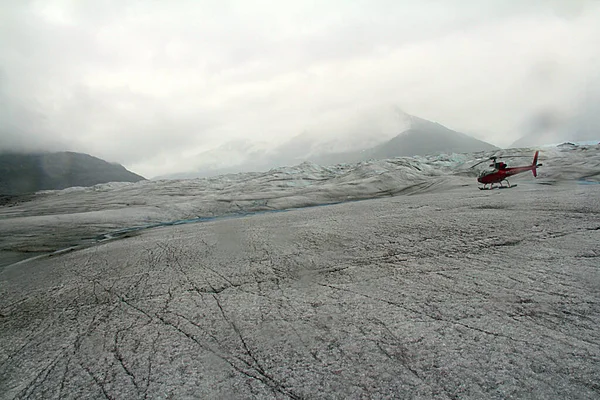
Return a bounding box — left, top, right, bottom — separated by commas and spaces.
469, 151, 540, 168
470, 158, 494, 168
469, 155, 500, 168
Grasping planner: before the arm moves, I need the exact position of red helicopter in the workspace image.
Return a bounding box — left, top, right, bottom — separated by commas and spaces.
473, 151, 542, 190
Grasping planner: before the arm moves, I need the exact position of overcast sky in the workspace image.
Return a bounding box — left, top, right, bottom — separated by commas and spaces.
1, 0, 599, 177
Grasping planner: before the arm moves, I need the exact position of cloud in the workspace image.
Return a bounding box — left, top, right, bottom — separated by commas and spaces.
1, 0, 599, 177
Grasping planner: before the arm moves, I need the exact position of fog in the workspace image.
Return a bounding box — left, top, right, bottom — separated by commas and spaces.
1, 0, 599, 177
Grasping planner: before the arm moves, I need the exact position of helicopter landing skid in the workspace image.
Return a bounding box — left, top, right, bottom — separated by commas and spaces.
479, 183, 518, 190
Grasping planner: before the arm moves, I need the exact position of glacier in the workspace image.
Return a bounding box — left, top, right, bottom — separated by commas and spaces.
1, 145, 598, 263
0, 145, 599, 399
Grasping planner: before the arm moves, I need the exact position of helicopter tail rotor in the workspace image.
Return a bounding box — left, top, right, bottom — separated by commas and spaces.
531, 150, 541, 177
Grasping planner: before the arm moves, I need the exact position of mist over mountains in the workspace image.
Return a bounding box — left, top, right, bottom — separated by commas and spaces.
160, 110, 498, 179
0, 110, 498, 193
310, 114, 499, 166
511, 92, 600, 147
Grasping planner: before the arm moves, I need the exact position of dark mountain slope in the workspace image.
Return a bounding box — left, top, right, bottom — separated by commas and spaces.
310, 115, 498, 165
0, 151, 145, 195
367, 116, 498, 158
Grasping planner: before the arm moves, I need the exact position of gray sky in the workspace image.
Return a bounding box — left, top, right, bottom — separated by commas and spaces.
1, 0, 599, 177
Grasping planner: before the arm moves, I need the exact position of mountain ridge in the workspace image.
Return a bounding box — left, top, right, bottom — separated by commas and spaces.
511, 106, 600, 148
158, 112, 498, 179
309, 115, 498, 165
0, 151, 146, 195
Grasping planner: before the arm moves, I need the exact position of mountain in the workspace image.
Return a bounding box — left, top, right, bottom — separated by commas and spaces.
159, 110, 498, 179
511, 127, 600, 148
367, 115, 498, 158
309, 114, 498, 165
0, 151, 146, 195
155, 140, 272, 179
511, 101, 600, 148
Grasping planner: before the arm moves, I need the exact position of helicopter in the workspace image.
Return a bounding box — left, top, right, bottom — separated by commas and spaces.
472, 150, 542, 190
